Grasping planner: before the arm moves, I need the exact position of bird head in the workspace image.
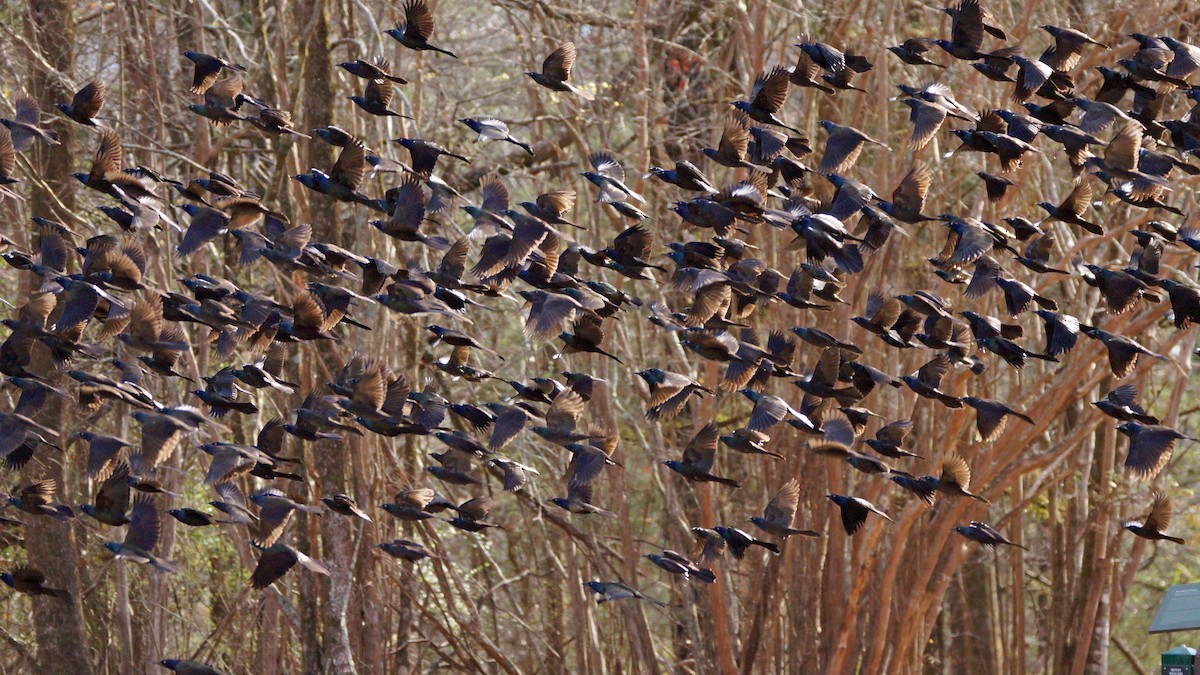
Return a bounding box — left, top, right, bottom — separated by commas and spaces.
383, 27, 403, 40
739, 388, 761, 402
547, 497, 570, 510
69, 172, 89, 185
730, 101, 751, 115
953, 525, 971, 536
634, 368, 662, 384
79, 504, 97, 517
101, 542, 121, 555
585, 581, 604, 593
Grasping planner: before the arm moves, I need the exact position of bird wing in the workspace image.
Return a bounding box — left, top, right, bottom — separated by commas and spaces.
1104, 121, 1143, 172
94, 462, 132, 515
364, 77, 393, 108
588, 151, 625, 182
537, 189, 576, 216
940, 454, 973, 489
250, 544, 298, 589
71, 80, 106, 120
876, 419, 913, 445
402, 0, 436, 42
682, 422, 720, 471
749, 66, 791, 114
950, 0, 986, 52
124, 495, 162, 553
542, 43, 577, 81
91, 130, 123, 179
1145, 492, 1173, 532
545, 389, 585, 433
763, 478, 800, 525
717, 111, 751, 161
331, 140, 367, 191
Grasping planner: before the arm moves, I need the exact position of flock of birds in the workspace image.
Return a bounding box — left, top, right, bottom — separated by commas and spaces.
0, 0, 1199, 670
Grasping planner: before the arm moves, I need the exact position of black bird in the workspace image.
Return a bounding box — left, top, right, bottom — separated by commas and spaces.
1093, 383, 1159, 424
558, 315, 622, 363
644, 551, 715, 583
934, 0, 988, 60
961, 397, 1034, 443
337, 58, 407, 84
888, 38, 946, 68
924, 455, 989, 503
385, 0, 458, 58
378, 539, 433, 563
181, 51, 247, 94
817, 120, 889, 175
460, 117, 532, 155
663, 422, 740, 488
1, 566, 69, 602
159, 659, 229, 675
748, 478, 819, 538
168, 508, 224, 527
80, 462, 132, 526
1036, 180, 1101, 235
827, 494, 893, 535
393, 137, 470, 176
348, 62, 410, 118
733, 66, 801, 134
955, 521, 1028, 549
714, 526, 780, 558
321, 494, 372, 521
2, 96, 60, 150
901, 354, 962, 408
526, 43, 594, 100
1118, 422, 1196, 479
487, 458, 541, 493
369, 175, 449, 249
1080, 326, 1166, 378
444, 497, 505, 533
250, 543, 330, 589
890, 472, 938, 505
865, 420, 921, 459
585, 581, 668, 607
103, 495, 180, 572
1123, 493, 1185, 544
647, 160, 717, 194
583, 152, 644, 203
56, 80, 106, 126
381, 488, 442, 522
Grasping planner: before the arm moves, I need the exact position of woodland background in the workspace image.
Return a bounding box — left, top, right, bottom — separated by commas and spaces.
0, 0, 1198, 673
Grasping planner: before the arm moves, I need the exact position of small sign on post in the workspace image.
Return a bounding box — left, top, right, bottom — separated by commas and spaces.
1150, 585, 1200, 674
1162, 645, 1195, 675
